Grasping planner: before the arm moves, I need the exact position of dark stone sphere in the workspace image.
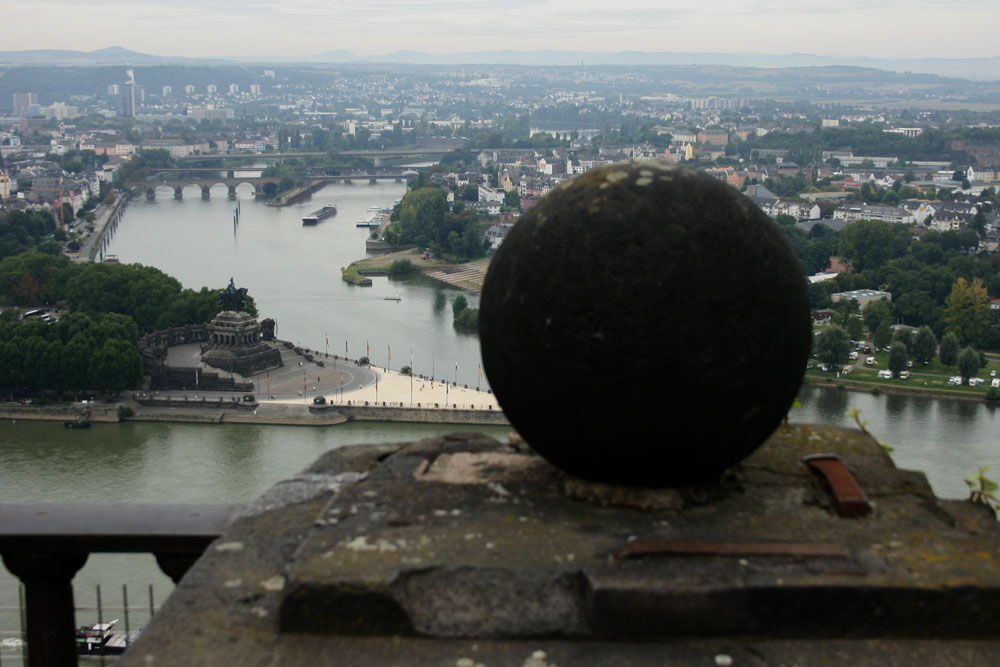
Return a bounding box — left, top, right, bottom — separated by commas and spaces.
479, 163, 812, 487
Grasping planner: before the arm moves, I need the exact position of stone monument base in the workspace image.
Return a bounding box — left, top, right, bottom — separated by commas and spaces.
201, 310, 282, 377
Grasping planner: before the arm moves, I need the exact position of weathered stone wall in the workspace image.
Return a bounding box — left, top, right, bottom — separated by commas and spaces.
119, 425, 1000, 667
135, 397, 258, 411
336, 402, 509, 425
0, 404, 120, 422
150, 367, 253, 393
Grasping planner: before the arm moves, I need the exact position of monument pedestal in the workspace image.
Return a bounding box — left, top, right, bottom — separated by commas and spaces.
200, 310, 281, 377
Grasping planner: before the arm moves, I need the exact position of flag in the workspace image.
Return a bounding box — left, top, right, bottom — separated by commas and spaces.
267, 372, 270, 391
388, 345, 391, 362
478, 365, 482, 380
195, 367, 199, 387
326, 332, 329, 347
345, 339, 348, 356
367, 340, 370, 358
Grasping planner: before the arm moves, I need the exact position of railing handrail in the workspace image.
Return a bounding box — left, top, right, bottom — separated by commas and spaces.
0, 503, 244, 554
0, 503, 243, 667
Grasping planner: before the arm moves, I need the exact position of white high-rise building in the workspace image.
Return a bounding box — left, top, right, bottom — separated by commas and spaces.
12, 92, 38, 116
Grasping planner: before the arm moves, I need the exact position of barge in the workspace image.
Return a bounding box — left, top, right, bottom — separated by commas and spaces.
302, 204, 337, 225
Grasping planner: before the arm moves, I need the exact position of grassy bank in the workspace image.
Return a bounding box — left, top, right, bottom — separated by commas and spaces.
803, 362, 1000, 402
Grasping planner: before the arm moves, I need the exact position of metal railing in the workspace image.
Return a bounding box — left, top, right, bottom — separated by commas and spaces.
0, 504, 243, 667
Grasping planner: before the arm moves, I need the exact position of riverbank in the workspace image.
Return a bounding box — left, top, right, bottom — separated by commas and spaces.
0, 353, 506, 428
803, 372, 998, 403
346, 248, 491, 293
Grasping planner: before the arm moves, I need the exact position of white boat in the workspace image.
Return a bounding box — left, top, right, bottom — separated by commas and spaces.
384, 295, 401, 301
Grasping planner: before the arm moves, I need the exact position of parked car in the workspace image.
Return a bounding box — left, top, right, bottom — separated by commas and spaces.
865, 356, 875, 365
948, 376, 963, 386
899, 371, 910, 379
969, 378, 985, 387
849, 351, 859, 360
878, 370, 893, 379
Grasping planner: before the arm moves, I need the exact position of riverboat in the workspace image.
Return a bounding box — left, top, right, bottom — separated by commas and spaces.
75, 618, 141, 655
302, 204, 337, 225
356, 211, 387, 228
384, 295, 402, 301
75, 619, 116, 654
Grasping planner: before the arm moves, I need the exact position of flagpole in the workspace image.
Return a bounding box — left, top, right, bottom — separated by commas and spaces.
410, 348, 413, 406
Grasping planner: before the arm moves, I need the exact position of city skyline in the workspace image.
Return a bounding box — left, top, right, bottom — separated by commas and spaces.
6, 0, 999, 62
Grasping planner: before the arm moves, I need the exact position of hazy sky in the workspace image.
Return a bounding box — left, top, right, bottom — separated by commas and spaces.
6, 0, 998, 60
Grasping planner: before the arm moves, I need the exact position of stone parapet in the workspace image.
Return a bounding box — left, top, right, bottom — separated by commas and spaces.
120, 424, 1000, 665
336, 403, 508, 425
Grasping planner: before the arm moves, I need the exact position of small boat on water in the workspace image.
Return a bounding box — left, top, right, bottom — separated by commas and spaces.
75, 619, 115, 654
65, 414, 90, 429
384, 295, 402, 301
302, 204, 337, 225
75, 618, 140, 655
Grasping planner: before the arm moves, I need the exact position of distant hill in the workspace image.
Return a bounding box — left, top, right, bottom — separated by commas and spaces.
0, 46, 226, 66
299, 50, 1000, 82
1, 47, 998, 82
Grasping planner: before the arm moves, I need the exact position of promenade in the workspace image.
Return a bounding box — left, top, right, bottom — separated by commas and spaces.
128, 340, 504, 426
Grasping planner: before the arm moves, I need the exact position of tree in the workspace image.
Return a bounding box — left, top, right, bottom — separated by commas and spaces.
892, 327, 914, 353
503, 189, 520, 209
816, 325, 851, 368
862, 299, 892, 335
873, 320, 892, 351
958, 346, 981, 383
452, 294, 468, 317
912, 326, 938, 364
846, 316, 864, 341
944, 277, 990, 345
838, 220, 897, 272
90, 338, 143, 396
888, 343, 909, 378
940, 332, 960, 367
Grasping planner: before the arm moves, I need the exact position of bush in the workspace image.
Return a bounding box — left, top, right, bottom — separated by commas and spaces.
987, 387, 1000, 402
452, 294, 468, 316
388, 259, 418, 276
454, 306, 479, 331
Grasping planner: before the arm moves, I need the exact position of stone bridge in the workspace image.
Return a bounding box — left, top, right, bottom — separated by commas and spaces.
142, 171, 417, 200
145, 177, 281, 201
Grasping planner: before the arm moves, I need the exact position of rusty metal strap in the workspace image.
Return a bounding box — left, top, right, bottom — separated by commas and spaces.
613, 540, 851, 561
802, 454, 872, 518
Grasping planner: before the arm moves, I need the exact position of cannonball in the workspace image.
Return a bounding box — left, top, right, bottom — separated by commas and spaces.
479, 162, 811, 487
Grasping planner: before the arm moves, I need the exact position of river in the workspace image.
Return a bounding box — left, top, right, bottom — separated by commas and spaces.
2, 181, 999, 657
